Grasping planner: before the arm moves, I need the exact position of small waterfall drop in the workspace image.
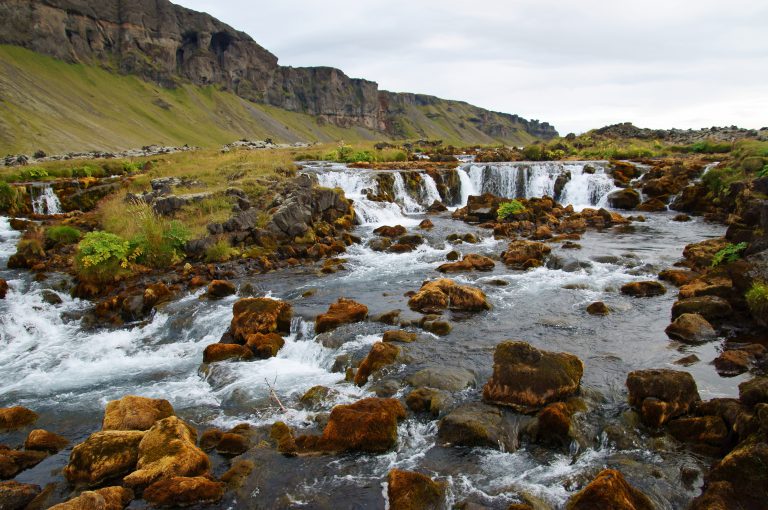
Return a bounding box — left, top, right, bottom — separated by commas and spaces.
392, 173, 424, 214
420, 174, 442, 206
31, 184, 62, 215
456, 169, 477, 208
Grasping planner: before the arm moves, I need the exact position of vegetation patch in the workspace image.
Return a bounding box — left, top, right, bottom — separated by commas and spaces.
745, 282, 768, 322
710, 242, 748, 267
75, 231, 133, 283
205, 238, 239, 262
497, 200, 527, 220
45, 225, 82, 245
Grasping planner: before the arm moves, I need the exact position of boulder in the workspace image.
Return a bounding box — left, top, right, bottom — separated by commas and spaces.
206, 280, 236, 299
203, 343, 254, 363
299, 386, 337, 411
215, 432, 249, 456
501, 241, 551, 269
406, 388, 452, 417
739, 377, 768, 407
566, 469, 654, 510
245, 332, 285, 358
315, 298, 368, 333
387, 469, 446, 510
198, 429, 223, 452
408, 279, 490, 314
123, 416, 210, 488
0, 481, 41, 510
658, 269, 697, 287
0, 449, 47, 479
419, 219, 434, 229
482, 341, 584, 413
406, 367, 476, 391
671, 296, 732, 321
626, 369, 700, 427
373, 225, 407, 238
24, 429, 69, 453
383, 330, 417, 343
667, 415, 729, 452
0, 406, 37, 430
295, 398, 406, 453
143, 476, 225, 507
354, 342, 400, 386
270, 421, 298, 456
436, 254, 495, 273
229, 298, 292, 342
48, 486, 134, 510
607, 189, 641, 210
437, 403, 512, 449
586, 302, 610, 316
533, 402, 574, 447
64, 430, 146, 486
683, 238, 730, 269
664, 313, 717, 344
422, 319, 452, 336
620, 281, 666, 297
102, 396, 175, 431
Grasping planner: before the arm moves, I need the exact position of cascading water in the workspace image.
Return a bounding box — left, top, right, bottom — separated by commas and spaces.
392, 173, 424, 214
420, 174, 442, 206
30, 184, 62, 215
456, 168, 477, 208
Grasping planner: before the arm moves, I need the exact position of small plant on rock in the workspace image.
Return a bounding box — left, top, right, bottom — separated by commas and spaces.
75, 231, 133, 283
205, 238, 238, 262
497, 200, 527, 220
745, 282, 768, 325
130, 206, 189, 268
710, 242, 748, 267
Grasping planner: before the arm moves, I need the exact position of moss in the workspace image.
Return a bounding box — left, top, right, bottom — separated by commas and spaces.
745, 282, 768, 324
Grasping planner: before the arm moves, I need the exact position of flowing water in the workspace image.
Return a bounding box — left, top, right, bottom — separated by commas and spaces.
30, 183, 63, 215
0, 162, 740, 509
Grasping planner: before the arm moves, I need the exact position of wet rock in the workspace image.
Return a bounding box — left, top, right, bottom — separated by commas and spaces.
206, 280, 236, 299
203, 343, 254, 363
315, 298, 368, 333
373, 225, 407, 238
406, 388, 452, 417
419, 219, 434, 229
566, 469, 654, 510
683, 238, 730, 269
229, 298, 292, 342
0, 279, 7, 299
671, 296, 732, 321
48, 486, 134, 510
406, 367, 476, 391
123, 416, 210, 488
354, 342, 400, 386
373, 309, 401, 325
0, 448, 47, 479
658, 269, 697, 286
198, 429, 223, 451
664, 313, 717, 344
295, 398, 406, 453
532, 402, 575, 447
367, 237, 392, 252
0, 481, 41, 510
143, 476, 224, 507
739, 376, 768, 406
482, 341, 584, 413
383, 330, 417, 343
607, 188, 641, 210
215, 433, 250, 456
673, 213, 691, 222
0, 406, 38, 430
245, 332, 285, 358
501, 240, 551, 269
387, 469, 446, 510
24, 429, 69, 453
422, 319, 452, 336
675, 354, 700, 366
41, 289, 63, 305
586, 302, 610, 315
714, 349, 752, 377
436, 253, 495, 273
408, 279, 490, 313
220, 459, 255, 489
270, 421, 298, 456
626, 369, 700, 427
620, 280, 666, 297
637, 198, 668, 212
427, 200, 448, 212
299, 386, 337, 410
102, 396, 175, 431
389, 234, 425, 253
64, 430, 145, 486
446, 250, 460, 261
667, 416, 730, 453
678, 275, 733, 300
437, 403, 513, 449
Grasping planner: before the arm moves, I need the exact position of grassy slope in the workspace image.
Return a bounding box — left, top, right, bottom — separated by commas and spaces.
0, 45, 542, 154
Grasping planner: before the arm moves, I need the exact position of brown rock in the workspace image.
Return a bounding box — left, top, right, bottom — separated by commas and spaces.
64, 430, 146, 486
143, 476, 224, 507
215, 433, 249, 456
437, 402, 511, 449
714, 350, 752, 377
739, 377, 768, 407
607, 188, 641, 210
206, 279, 236, 299
683, 238, 730, 269
501, 240, 551, 269
229, 298, 292, 342
626, 369, 700, 427
24, 429, 69, 453
0, 279, 7, 299
295, 398, 406, 453
142, 283, 172, 310
383, 330, 417, 343
102, 396, 175, 431
535, 402, 573, 446
658, 269, 697, 286
0, 481, 41, 510
0, 406, 38, 430
123, 416, 209, 488
387, 469, 446, 510
667, 416, 729, 452
637, 198, 667, 212
436, 254, 495, 273
373, 225, 407, 238
620, 281, 666, 297
48, 486, 133, 510
566, 469, 654, 510
0, 449, 47, 479
671, 296, 732, 321
408, 279, 490, 314
220, 459, 255, 489
406, 388, 451, 417
315, 298, 368, 333
586, 302, 610, 315
664, 313, 717, 344
373, 309, 401, 325
270, 421, 298, 456
482, 341, 584, 413
419, 219, 434, 229
354, 342, 400, 386
203, 343, 254, 363
198, 429, 223, 451
244, 331, 284, 358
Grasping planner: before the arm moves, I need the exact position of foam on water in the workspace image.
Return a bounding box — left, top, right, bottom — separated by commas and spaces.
30, 184, 63, 215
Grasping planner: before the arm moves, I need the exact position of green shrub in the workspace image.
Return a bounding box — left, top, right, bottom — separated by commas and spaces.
349, 151, 375, 163
0, 182, 22, 212
205, 238, 238, 262
19, 167, 49, 180
75, 231, 132, 283
690, 141, 732, 154
759, 165, 768, 178
711, 242, 748, 267
45, 225, 81, 245
702, 166, 742, 195
745, 282, 768, 322
71, 164, 104, 178
336, 144, 354, 162
522, 145, 545, 161
497, 200, 527, 220
123, 161, 142, 173
130, 208, 189, 268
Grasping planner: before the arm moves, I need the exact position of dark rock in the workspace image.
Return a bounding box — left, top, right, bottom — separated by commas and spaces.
0, 406, 37, 430
437, 253, 495, 273
671, 296, 732, 321
566, 469, 654, 510
437, 403, 514, 450
607, 189, 641, 210
206, 280, 236, 298
406, 388, 452, 417
0, 481, 41, 510
382, 330, 417, 343
143, 476, 224, 507
48, 486, 133, 510
665, 313, 717, 344
387, 469, 446, 510
501, 240, 551, 269
406, 367, 476, 391
739, 377, 768, 407
626, 369, 700, 427
586, 302, 610, 315
354, 342, 400, 386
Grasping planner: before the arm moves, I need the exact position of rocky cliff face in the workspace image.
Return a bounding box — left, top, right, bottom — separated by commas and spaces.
0, 0, 557, 140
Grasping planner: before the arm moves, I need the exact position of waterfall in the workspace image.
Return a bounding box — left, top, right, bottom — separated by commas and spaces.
456, 169, 477, 208
420, 174, 442, 206
392, 173, 424, 214
31, 184, 62, 215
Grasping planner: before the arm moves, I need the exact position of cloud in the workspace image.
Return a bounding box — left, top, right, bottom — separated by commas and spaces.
175, 0, 768, 134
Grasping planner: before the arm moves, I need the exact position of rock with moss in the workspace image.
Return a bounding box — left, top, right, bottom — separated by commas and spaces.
626, 369, 700, 428
315, 298, 368, 333
48, 486, 133, 510
102, 395, 175, 431
0, 481, 41, 510
501, 240, 551, 269
63, 430, 146, 486
387, 469, 446, 510
229, 297, 292, 342
0, 406, 38, 430
354, 342, 400, 386
566, 469, 654, 510
408, 279, 490, 314
24, 429, 69, 453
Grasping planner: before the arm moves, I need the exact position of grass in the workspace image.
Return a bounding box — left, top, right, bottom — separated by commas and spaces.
745, 282, 768, 323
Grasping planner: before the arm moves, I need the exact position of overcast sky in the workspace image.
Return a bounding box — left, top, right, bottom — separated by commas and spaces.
176, 0, 767, 135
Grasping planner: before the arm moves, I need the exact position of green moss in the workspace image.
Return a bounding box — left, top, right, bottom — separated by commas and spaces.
745, 282, 768, 322
46, 225, 82, 245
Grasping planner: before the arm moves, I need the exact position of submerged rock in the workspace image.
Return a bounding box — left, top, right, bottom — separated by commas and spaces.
206, 280, 236, 299
437, 402, 514, 450
0, 448, 47, 480
382, 330, 417, 343
64, 430, 145, 486
229, 298, 292, 342
408, 279, 490, 313
406, 388, 452, 417
354, 342, 400, 386
664, 313, 717, 344
620, 280, 666, 297
315, 298, 368, 333
626, 369, 700, 428
373, 225, 407, 238
501, 240, 551, 269
0, 406, 37, 430
566, 469, 654, 510
48, 486, 133, 510
436, 253, 495, 273
102, 396, 175, 431
387, 469, 446, 510
482, 341, 584, 413
143, 476, 225, 507
406, 367, 476, 391
0, 481, 41, 510
586, 302, 610, 315
203, 343, 254, 363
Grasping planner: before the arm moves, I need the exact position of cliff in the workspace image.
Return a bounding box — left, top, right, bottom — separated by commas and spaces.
0, 0, 558, 149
